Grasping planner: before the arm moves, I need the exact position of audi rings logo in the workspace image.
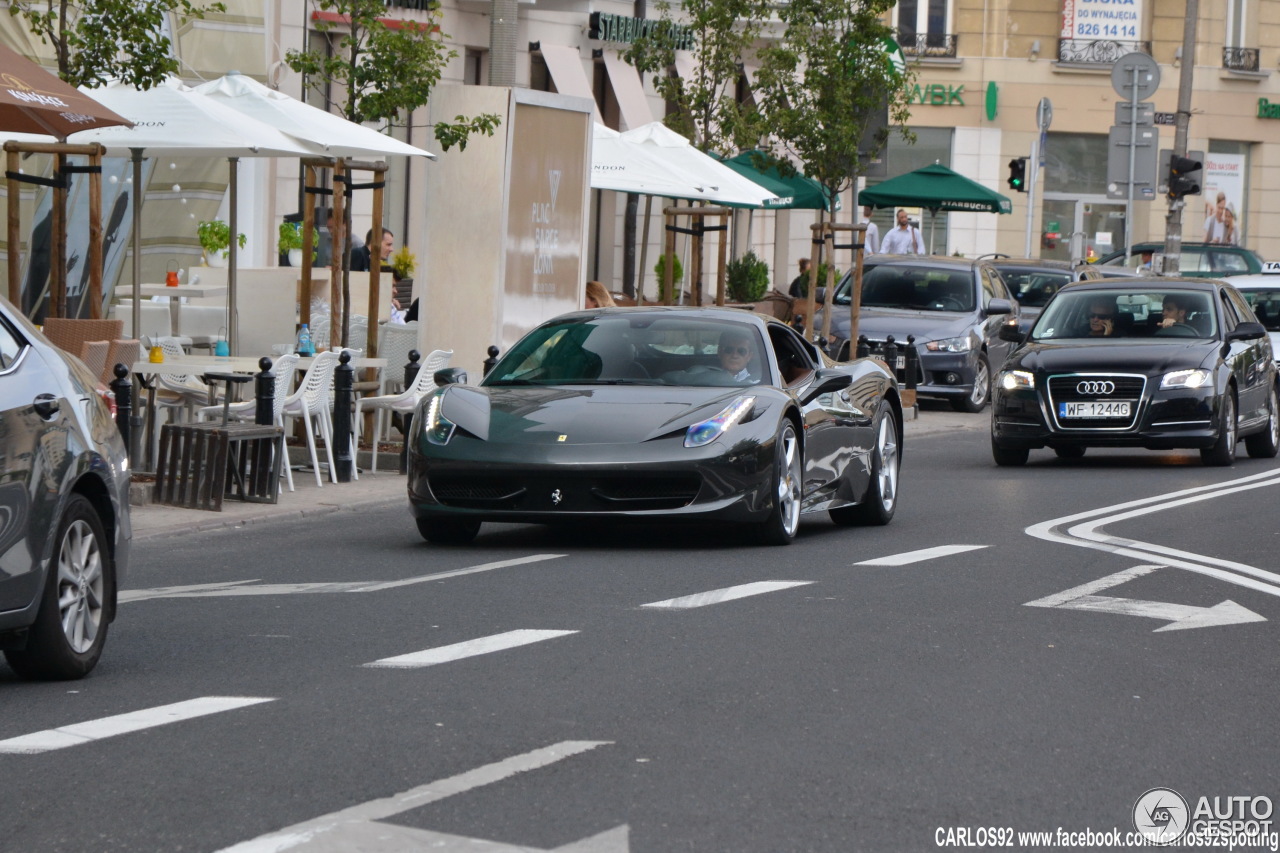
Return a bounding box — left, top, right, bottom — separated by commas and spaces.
1077, 380, 1116, 395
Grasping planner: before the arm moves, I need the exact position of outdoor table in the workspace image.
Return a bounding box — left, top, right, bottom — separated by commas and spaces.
136, 282, 229, 337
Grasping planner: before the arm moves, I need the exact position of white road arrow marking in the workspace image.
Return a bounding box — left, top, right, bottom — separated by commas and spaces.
366, 629, 578, 669
217, 740, 614, 853
1025, 565, 1267, 632
121, 555, 565, 603
855, 544, 988, 566
0, 697, 275, 754
640, 581, 812, 609
236, 821, 630, 852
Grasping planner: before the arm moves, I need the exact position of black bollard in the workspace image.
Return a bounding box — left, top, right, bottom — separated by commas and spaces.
904, 335, 919, 392
883, 335, 899, 382
333, 350, 354, 482
110, 363, 132, 462
483, 345, 500, 377
403, 349, 421, 390
856, 335, 870, 359
398, 350, 422, 475
254, 356, 275, 426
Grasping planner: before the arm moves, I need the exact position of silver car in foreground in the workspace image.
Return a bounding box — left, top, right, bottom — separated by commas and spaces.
0, 297, 131, 679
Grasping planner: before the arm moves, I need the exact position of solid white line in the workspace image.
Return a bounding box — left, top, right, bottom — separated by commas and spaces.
640, 581, 813, 609
1024, 565, 1164, 608
854, 544, 988, 566
216, 740, 611, 853
353, 554, 566, 592
365, 629, 578, 668
0, 696, 276, 754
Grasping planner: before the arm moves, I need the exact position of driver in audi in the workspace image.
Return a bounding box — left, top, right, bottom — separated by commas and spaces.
1084, 295, 1118, 337
1159, 294, 1191, 330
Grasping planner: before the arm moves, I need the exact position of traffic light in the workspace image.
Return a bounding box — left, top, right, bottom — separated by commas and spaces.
1007, 158, 1027, 193
1167, 154, 1202, 200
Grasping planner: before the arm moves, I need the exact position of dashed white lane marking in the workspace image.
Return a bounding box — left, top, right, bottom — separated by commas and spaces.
217, 740, 612, 853
854, 544, 989, 566
365, 629, 579, 668
121, 554, 565, 603
640, 581, 813, 610
0, 696, 276, 754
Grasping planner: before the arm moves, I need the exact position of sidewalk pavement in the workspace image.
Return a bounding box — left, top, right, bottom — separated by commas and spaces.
129, 404, 987, 542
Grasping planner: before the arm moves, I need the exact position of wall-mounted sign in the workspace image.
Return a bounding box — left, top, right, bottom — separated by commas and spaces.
1061, 0, 1143, 41
588, 13, 695, 50
1257, 98, 1280, 119
985, 82, 998, 120
909, 84, 964, 106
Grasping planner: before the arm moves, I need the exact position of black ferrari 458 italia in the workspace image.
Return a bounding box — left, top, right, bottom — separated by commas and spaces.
407, 308, 904, 545
991, 278, 1278, 466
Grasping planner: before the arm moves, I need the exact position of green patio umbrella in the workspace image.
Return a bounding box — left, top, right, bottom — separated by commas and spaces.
858, 162, 1012, 253
716, 151, 840, 211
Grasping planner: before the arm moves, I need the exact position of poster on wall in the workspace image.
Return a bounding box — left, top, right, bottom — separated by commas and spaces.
1200, 153, 1246, 246
1060, 0, 1143, 42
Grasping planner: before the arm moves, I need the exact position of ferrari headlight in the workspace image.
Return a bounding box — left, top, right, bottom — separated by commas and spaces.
685, 396, 755, 448
926, 334, 974, 353
1161, 368, 1211, 390
424, 390, 457, 445
999, 370, 1035, 391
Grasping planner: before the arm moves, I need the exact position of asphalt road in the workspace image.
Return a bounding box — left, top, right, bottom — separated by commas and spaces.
4, 419, 1280, 852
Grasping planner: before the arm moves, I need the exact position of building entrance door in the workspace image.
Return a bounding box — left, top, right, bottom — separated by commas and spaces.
1041, 196, 1127, 263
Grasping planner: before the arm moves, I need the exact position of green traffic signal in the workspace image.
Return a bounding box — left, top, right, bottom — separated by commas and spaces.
1007, 158, 1027, 193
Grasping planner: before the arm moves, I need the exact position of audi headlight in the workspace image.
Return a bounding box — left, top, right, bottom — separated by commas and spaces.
685, 396, 755, 448
999, 370, 1035, 391
926, 334, 974, 353
424, 390, 457, 445
1161, 368, 1211, 390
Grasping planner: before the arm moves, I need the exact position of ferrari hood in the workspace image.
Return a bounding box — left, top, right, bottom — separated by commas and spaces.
1010, 339, 1220, 375
439, 384, 755, 444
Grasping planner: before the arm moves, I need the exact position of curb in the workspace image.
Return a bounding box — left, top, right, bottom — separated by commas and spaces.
130, 490, 405, 542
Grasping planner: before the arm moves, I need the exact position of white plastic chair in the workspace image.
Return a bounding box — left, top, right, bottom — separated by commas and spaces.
196, 353, 300, 491
152, 336, 219, 464
354, 348, 452, 472
280, 350, 340, 487
378, 321, 419, 395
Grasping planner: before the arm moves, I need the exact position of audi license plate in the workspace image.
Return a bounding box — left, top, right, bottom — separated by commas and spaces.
1060, 401, 1131, 418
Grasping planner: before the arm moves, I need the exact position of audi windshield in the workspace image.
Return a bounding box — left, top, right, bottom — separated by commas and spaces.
1031, 288, 1218, 340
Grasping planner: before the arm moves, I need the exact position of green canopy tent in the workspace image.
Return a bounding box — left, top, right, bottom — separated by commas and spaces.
858, 162, 1012, 254
716, 151, 840, 211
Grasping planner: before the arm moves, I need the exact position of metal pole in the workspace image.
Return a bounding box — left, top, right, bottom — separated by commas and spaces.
333, 349, 353, 482
130, 149, 143, 345
1024, 139, 1039, 257
227, 156, 239, 353
1163, 0, 1199, 274
1124, 67, 1138, 265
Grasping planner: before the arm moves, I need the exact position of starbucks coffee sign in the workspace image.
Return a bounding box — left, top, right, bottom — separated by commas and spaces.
588, 13, 695, 50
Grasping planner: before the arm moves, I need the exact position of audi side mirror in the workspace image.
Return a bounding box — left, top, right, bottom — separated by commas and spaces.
1227, 322, 1266, 342
998, 323, 1025, 344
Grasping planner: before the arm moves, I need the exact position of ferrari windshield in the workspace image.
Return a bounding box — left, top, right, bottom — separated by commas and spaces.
484, 314, 770, 387
833, 265, 976, 312
1032, 288, 1217, 339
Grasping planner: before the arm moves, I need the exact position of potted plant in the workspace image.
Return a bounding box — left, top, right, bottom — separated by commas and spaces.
278, 221, 318, 267
654, 252, 684, 303
197, 219, 246, 267
726, 250, 770, 303
389, 245, 417, 308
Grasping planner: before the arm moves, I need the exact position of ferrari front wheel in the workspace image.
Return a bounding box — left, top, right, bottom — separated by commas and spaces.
757, 421, 802, 546
416, 516, 481, 544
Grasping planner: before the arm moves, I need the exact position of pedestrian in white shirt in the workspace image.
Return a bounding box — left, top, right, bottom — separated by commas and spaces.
879, 208, 923, 255
860, 205, 881, 254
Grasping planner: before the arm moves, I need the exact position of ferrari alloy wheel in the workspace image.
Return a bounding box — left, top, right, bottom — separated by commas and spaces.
831, 400, 899, 526
953, 354, 991, 413
1201, 392, 1237, 467
4, 495, 112, 680
758, 421, 802, 545
416, 516, 482, 545
1245, 385, 1279, 459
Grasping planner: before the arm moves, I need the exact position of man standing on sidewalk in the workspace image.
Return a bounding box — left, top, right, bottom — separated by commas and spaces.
879, 208, 923, 255
860, 206, 881, 254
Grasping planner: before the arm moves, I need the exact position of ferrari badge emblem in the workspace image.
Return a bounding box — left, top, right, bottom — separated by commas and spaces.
551, 489, 563, 505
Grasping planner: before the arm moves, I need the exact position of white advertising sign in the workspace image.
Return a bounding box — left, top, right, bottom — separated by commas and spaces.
1200, 153, 1246, 246
1061, 0, 1142, 41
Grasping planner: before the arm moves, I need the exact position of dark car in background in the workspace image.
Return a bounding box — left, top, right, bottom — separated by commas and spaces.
991, 278, 1278, 467
1218, 273, 1280, 366
815, 255, 1017, 412
1094, 242, 1263, 277
0, 297, 130, 680
986, 257, 1105, 334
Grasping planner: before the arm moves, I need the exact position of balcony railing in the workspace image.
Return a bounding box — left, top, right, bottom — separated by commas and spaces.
1223, 47, 1260, 72
898, 33, 958, 59
1057, 38, 1152, 64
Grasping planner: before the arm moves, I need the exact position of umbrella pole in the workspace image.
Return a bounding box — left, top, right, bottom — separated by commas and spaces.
131, 149, 143, 347
228, 157, 238, 353
929, 210, 937, 255
638, 194, 652, 303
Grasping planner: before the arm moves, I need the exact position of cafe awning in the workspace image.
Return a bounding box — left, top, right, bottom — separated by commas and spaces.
717, 151, 839, 211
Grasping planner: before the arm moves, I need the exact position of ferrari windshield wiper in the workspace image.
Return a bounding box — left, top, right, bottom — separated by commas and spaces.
486, 378, 540, 386
572, 378, 661, 385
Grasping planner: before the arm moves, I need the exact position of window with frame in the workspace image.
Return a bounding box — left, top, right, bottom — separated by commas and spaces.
894, 0, 952, 55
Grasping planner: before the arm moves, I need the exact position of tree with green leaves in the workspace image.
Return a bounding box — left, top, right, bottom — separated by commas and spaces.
8, 0, 224, 89
621, 0, 770, 155
284, 0, 500, 152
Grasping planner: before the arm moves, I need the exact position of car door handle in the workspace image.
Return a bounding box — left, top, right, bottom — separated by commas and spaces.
33, 393, 60, 419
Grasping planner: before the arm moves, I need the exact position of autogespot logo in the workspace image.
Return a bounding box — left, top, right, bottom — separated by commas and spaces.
1134, 787, 1190, 845
1077, 380, 1116, 395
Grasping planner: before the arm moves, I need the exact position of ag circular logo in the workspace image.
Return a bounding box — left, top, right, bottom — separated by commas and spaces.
1133, 787, 1189, 845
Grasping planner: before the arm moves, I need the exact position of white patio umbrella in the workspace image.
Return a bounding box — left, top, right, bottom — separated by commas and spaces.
194, 72, 436, 160
592, 123, 726, 201
619, 122, 780, 208
66, 76, 319, 351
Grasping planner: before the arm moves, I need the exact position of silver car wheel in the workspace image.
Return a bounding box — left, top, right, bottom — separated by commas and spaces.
874, 412, 899, 513
777, 427, 802, 538
970, 357, 990, 407
57, 519, 104, 654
